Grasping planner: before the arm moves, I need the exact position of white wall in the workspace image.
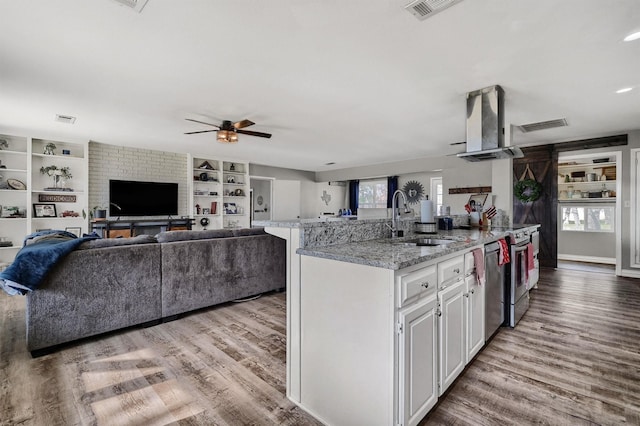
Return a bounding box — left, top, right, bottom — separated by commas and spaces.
316, 156, 493, 217
442, 162, 492, 214
311, 182, 348, 217
250, 163, 317, 218
272, 180, 301, 220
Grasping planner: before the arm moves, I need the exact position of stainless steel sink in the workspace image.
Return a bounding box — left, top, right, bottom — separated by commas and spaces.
394, 238, 456, 247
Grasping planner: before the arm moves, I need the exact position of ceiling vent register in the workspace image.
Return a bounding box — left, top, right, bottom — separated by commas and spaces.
518, 118, 569, 133
109, 0, 149, 13
55, 114, 76, 124
404, 0, 463, 20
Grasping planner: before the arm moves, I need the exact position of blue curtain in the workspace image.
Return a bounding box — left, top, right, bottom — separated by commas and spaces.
349, 180, 359, 213
387, 176, 398, 208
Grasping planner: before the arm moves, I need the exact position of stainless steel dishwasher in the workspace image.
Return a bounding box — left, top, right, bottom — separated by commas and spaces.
484, 241, 505, 340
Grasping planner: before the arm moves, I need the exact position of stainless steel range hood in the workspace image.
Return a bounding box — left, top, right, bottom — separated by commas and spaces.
457, 85, 524, 162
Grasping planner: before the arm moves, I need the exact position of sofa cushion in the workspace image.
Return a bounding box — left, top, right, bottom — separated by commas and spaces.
27, 242, 162, 352
160, 234, 286, 317
232, 227, 266, 237
155, 229, 233, 243
77, 234, 157, 250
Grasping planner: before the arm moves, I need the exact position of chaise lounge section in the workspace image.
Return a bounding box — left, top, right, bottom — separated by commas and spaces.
158, 228, 286, 318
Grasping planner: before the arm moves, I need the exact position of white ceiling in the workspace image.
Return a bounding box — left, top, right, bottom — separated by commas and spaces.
1, 0, 639, 172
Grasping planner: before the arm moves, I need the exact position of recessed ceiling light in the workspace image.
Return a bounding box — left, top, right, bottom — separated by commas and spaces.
616, 87, 633, 94
624, 31, 640, 42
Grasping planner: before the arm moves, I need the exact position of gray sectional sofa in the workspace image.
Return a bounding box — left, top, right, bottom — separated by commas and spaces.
26, 228, 286, 355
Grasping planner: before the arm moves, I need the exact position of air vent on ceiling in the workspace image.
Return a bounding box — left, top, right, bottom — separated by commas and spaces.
55, 114, 77, 124
404, 0, 463, 20
518, 118, 568, 133
109, 0, 149, 13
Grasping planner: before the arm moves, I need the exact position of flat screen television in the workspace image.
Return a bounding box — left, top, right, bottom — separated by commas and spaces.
109, 179, 179, 216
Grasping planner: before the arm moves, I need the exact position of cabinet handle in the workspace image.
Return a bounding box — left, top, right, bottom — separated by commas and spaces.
421, 281, 429, 289
464, 292, 469, 298
470, 289, 475, 294
453, 268, 460, 274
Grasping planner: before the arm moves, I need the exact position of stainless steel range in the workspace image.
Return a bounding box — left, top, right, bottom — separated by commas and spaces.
505, 229, 531, 327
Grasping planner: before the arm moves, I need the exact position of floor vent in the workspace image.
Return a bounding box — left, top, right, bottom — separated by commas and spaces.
55, 114, 77, 124
109, 0, 149, 13
518, 118, 568, 133
404, 0, 463, 21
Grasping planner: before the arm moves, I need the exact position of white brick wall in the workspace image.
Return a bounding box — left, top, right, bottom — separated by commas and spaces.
88, 142, 188, 218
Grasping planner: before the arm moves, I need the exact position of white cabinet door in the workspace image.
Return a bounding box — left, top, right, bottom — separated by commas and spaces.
398, 295, 438, 426
438, 278, 466, 395
465, 274, 485, 364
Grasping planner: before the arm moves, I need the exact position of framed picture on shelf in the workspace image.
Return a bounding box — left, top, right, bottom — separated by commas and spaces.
33, 203, 57, 218
224, 202, 237, 214
65, 227, 82, 237
202, 208, 210, 215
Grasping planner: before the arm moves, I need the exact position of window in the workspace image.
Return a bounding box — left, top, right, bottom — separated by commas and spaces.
358, 179, 388, 209
430, 177, 443, 215
560, 206, 615, 232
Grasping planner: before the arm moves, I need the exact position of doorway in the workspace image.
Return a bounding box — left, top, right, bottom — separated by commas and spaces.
250, 176, 274, 225
557, 150, 621, 274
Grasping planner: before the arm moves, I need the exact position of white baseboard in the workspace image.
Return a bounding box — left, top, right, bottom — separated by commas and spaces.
557, 254, 616, 265
620, 269, 640, 279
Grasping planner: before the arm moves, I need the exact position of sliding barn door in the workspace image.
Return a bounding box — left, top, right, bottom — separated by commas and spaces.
513, 146, 558, 268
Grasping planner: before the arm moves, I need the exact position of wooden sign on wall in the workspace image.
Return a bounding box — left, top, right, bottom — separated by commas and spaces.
38, 194, 76, 202
448, 186, 492, 195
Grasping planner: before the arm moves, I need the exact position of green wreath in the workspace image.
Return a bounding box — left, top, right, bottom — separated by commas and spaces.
514, 179, 542, 203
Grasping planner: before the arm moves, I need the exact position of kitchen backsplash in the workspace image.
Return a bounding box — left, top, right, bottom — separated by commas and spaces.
301, 217, 415, 248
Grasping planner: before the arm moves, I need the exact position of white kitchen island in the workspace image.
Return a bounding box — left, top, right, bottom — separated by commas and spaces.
254, 218, 538, 426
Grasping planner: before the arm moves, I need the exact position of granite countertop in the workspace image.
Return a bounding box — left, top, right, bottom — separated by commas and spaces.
296, 226, 539, 270
253, 217, 377, 228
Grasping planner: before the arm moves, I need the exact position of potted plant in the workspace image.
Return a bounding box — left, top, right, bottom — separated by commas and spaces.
40, 165, 72, 189
93, 206, 107, 220
0, 139, 8, 150
43, 142, 56, 155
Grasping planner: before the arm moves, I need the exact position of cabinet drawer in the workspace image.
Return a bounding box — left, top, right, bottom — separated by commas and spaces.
464, 251, 476, 276
438, 255, 464, 287
398, 265, 437, 307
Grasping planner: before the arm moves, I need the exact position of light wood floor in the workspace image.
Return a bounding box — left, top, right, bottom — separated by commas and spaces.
2, 268, 639, 425
557, 259, 616, 274
0, 292, 321, 426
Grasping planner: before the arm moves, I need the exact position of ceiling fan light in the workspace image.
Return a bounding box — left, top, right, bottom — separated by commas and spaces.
217, 130, 238, 143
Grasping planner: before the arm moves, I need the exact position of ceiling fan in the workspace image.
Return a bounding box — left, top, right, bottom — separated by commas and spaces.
184, 118, 272, 143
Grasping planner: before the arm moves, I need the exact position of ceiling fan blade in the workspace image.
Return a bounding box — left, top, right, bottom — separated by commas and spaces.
236, 129, 272, 139
185, 118, 220, 128
184, 130, 219, 135
449, 141, 466, 145
233, 119, 255, 129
